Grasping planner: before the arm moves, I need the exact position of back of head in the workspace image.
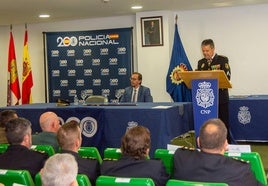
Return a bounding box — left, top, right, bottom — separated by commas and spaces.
198, 118, 227, 152
5, 117, 31, 146
39, 111, 60, 132
41, 153, 78, 186
0, 110, 18, 128
121, 125, 151, 159
57, 121, 81, 150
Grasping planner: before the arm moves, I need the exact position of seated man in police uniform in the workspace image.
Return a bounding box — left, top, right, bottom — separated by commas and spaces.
0, 117, 48, 179
101, 125, 169, 186
120, 72, 153, 102
57, 121, 100, 185
173, 118, 262, 186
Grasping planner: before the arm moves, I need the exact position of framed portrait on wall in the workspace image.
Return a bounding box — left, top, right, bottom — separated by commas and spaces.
141, 16, 163, 47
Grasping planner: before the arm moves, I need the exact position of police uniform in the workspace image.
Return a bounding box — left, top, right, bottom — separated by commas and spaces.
0, 145, 48, 178
101, 155, 169, 186
173, 147, 262, 186
197, 54, 232, 142
61, 149, 100, 186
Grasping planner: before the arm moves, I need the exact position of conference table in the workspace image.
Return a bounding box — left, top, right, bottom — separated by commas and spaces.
229, 95, 268, 142
0, 102, 194, 156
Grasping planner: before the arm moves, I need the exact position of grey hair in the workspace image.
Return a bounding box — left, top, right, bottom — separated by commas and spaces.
41, 153, 78, 186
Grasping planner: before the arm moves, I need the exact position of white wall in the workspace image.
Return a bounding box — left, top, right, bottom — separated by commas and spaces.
1, 4, 268, 106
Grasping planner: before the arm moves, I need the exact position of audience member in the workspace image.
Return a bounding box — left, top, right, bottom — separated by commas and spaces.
32, 111, 61, 152
57, 121, 100, 185
120, 72, 153, 102
0, 117, 48, 178
0, 110, 18, 143
101, 125, 169, 186
173, 118, 261, 186
41, 153, 78, 186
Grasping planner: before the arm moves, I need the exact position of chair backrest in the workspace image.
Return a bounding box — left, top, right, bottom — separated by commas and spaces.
154, 149, 174, 176
96, 176, 155, 186
31, 144, 56, 157
224, 152, 267, 185
35, 173, 92, 186
86, 95, 107, 103
78, 147, 103, 164
0, 144, 8, 154
0, 169, 35, 186
104, 148, 122, 160
166, 179, 228, 186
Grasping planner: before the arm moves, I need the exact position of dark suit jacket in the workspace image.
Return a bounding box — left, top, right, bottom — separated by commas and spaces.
101, 155, 169, 186
0, 145, 48, 178
173, 148, 262, 186
197, 54, 231, 104
61, 150, 100, 186
120, 85, 153, 102
32, 131, 59, 152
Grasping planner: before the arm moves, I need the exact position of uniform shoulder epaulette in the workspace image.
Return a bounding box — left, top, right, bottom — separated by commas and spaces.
80, 156, 98, 160
31, 149, 46, 154
103, 158, 118, 161
231, 157, 249, 164
218, 55, 228, 59
180, 146, 196, 151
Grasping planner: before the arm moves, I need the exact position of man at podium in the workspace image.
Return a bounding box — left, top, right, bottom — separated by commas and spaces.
197, 39, 232, 143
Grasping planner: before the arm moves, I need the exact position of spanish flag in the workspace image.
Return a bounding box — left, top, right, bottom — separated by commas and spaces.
22, 26, 33, 104
7, 28, 21, 106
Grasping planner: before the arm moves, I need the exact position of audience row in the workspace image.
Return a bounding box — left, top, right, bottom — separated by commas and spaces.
0, 110, 263, 186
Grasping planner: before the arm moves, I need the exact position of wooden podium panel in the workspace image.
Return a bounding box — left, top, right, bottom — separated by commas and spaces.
178, 70, 232, 89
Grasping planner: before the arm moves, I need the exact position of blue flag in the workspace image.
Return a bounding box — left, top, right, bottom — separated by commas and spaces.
166, 23, 192, 102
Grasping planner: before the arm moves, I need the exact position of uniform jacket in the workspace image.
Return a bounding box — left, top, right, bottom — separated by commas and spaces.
173, 148, 262, 186
120, 85, 153, 102
197, 54, 231, 104
101, 155, 169, 186
61, 149, 100, 186
32, 131, 59, 152
0, 145, 48, 178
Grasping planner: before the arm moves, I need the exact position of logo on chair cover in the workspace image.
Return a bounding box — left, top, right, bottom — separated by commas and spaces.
80, 117, 98, 137
126, 121, 138, 131
195, 81, 215, 109
238, 106, 251, 125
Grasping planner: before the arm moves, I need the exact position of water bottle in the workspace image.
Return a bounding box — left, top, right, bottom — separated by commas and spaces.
73, 94, 79, 105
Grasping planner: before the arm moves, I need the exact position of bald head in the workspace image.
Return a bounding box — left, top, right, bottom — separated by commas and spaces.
39, 112, 60, 133
198, 118, 228, 154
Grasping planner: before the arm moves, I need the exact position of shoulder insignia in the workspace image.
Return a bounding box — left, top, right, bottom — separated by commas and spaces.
103, 158, 118, 161
201, 63, 205, 68
225, 63, 229, 69
232, 157, 249, 164
181, 146, 195, 151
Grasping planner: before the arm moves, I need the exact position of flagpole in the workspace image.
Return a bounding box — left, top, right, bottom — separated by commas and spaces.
175, 14, 178, 24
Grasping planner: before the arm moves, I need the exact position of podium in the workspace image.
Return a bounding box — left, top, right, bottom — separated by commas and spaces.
178, 70, 232, 137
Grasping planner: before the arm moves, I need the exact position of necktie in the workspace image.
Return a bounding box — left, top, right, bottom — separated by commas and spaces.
132, 89, 137, 102
207, 59, 212, 69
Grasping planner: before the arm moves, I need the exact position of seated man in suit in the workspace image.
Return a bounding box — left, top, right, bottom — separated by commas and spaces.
41, 153, 78, 186
0, 117, 48, 178
57, 121, 100, 185
32, 111, 61, 152
120, 72, 153, 102
173, 118, 261, 186
0, 110, 18, 144
101, 125, 169, 186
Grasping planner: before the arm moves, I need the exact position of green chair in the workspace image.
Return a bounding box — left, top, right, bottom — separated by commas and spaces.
96, 175, 155, 186
0, 169, 35, 186
35, 173, 92, 186
0, 144, 8, 154
78, 147, 102, 164
104, 148, 122, 160
154, 149, 175, 176
166, 179, 228, 186
224, 152, 267, 185
30, 144, 56, 157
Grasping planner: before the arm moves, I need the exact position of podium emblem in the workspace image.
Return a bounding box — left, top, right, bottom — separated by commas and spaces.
238, 106, 251, 125
195, 81, 215, 109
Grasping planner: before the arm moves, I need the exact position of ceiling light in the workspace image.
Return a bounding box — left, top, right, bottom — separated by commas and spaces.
39, 14, 50, 18
131, 5, 143, 9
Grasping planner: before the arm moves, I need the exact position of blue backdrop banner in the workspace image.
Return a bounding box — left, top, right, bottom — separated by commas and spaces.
45, 28, 133, 103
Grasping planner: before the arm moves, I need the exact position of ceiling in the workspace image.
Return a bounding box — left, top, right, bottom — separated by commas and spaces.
1, 0, 268, 26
